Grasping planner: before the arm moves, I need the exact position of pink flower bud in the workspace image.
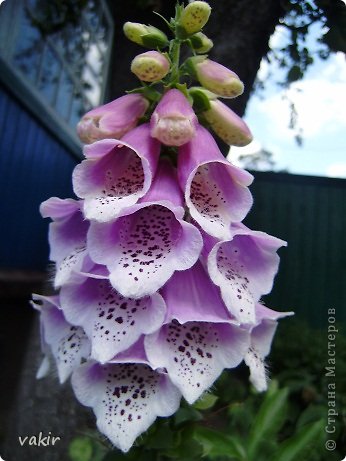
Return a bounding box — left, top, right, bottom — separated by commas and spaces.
204, 99, 253, 146
77, 94, 149, 144
150, 89, 198, 146
131, 51, 170, 82
190, 57, 244, 98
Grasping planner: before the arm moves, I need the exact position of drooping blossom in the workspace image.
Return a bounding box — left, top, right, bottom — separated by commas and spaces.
178, 125, 254, 240
71, 341, 181, 453
205, 223, 287, 324
203, 99, 253, 146
60, 272, 166, 363
145, 262, 249, 403
40, 197, 91, 288
245, 304, 294, 391
150, 89, 198, 146
87, 159, 203, 298
31, 294, 91, 384
77, 94, 149, 144
131, 51, 170, 82
73, 124, 160, 222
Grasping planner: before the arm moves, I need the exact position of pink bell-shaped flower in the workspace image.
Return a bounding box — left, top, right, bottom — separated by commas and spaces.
178, 125, 254, 240
77, 94, 149, 144
150, 89, 198, 146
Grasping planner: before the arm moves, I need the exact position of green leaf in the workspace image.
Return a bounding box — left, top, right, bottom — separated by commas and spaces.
142, 86, 161, 102
90, 441, 108, 461
296, 405, 325, 429
188, 87, 215, 113
68, 436, 93, 461
270, 419, 324, 461
174, 405, 203, 425
248, 385, 289, 458
175, 83, 193, 104
141, 33, 169, 49
193, 426, 247, 460
162, 426, 203, 460
193, 393, 218, 410
145, 422, 175, 450
101, 452, 122, 461
189, 34, 204, 49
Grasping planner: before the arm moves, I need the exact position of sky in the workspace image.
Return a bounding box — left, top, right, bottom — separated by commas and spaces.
229, 24, 346, 178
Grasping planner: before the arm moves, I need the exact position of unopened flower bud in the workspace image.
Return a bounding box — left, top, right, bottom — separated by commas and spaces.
188, 56, 244, 98
180, 1, 211, 35
123, 22, 168, 48
204, 99, 253, 146
190, 32, 213, 53
131, 51, 170, 83
76, 94, 149, 144
150, 89, 198, 146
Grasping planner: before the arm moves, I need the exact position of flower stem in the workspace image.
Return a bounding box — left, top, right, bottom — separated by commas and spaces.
170, 38, 181, 86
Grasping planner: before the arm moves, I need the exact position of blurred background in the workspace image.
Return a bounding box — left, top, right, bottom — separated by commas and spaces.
0, 0, 345, 460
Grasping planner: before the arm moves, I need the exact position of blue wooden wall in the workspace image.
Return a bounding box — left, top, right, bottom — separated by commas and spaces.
0, 84, 79, 270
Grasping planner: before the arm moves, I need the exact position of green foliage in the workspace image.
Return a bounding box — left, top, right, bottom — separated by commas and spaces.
247, 384, 289, 458
69, 436, 93, 461
193, 426, 246, 460
270, 420, 325, 461
193, 393, 218, 410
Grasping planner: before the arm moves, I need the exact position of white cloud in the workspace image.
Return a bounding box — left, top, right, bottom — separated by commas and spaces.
227, 139, 287, 171
326, 163, 346, 179
256, 54, 346, 139
269, 25, 290, 49
257, 59, 270, 81
227, 139, 262, 163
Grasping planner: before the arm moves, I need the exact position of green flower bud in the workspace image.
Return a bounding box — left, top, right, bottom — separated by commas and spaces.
131, 51, 170, 82
180, 1, 211, 35
190, 32, 213, 53
123, 22, 168, 48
